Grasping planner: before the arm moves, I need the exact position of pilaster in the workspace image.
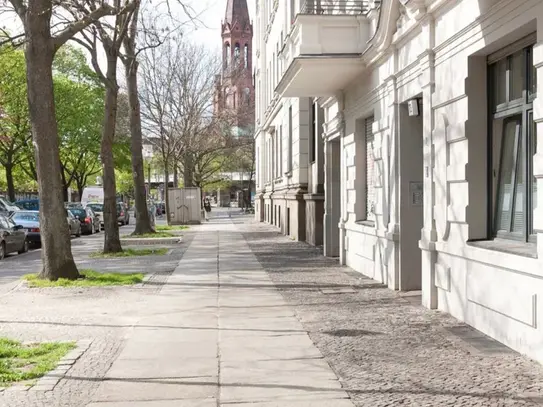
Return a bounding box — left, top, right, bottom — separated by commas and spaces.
533, 19, 543, 257
418, 18, 438, 309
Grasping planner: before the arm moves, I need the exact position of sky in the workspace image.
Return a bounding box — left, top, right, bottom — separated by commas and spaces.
184, 0, 256, 53
2, 0, 256, 66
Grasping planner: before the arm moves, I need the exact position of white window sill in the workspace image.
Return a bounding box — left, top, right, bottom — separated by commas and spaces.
467, 239, 537, 259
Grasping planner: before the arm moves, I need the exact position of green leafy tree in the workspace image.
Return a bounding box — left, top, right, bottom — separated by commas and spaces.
0, 46, 31, 201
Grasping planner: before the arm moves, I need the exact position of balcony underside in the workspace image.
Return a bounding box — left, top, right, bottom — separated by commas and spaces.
276, 55, 364, 98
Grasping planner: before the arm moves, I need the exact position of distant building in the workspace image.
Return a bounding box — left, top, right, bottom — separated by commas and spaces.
213, 0, 256, 205
214, 0, 255, 136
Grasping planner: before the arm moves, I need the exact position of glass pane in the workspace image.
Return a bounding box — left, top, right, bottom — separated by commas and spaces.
534, 65, 538, 96
512, 129, 525, 233
496, 118, 521, 232
529, 46, 538, 97
509, 50, 524, 101
494, 59, 507, 107
531, 112, 538, 233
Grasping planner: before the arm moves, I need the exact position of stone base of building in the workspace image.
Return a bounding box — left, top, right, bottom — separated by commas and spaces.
304, 193, 324, 246
254, 192, 265, 222
262, 187, 307, 242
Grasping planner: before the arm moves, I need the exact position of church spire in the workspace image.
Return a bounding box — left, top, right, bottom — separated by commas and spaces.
224, 0, 250, 28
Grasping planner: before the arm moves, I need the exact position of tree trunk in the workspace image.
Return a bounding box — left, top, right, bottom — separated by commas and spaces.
183, 153, 194, 187
164, 160, 171, 224
124, 39, 154, 235
77, 183, 84, 202
23, 3, 78, 279
60, 165, 69, 202
102, 54, 122, 254
173, 164, 178, 188
5, 163, 15, 202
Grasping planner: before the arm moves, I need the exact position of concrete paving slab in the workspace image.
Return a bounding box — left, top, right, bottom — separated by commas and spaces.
134, 328, 219, 343
220, 386, 350, 403
93, 377, 218, 402
87, 399, 216, 407
220, 345, 323, 362
118, 340, 217, 360
105, 358, 218, 379
222, 400, 354, 407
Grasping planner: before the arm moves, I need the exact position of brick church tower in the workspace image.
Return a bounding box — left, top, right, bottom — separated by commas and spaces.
214, 0, 254, 135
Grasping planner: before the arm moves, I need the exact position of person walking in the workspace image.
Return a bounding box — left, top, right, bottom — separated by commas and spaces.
203, 198, 212, 221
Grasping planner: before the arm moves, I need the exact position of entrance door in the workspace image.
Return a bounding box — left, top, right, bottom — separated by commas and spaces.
399, 102, 424, 291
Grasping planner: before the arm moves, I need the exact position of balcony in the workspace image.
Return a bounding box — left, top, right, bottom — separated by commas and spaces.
276, 1, 374, 98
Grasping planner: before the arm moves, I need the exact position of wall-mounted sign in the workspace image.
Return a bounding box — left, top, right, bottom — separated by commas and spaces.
409, 181, 423, 206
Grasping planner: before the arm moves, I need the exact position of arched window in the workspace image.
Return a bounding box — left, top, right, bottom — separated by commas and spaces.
243, 88, 251, 105
224, 43, 230, 69
234, 43, 241, 65
244, 44, 249, 69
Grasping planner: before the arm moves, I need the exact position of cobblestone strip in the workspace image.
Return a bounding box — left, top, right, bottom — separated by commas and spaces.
237, 218, 543, 407
30, 339, 93, 392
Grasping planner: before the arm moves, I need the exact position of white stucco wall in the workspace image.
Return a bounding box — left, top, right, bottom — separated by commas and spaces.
324, 0, 543, 363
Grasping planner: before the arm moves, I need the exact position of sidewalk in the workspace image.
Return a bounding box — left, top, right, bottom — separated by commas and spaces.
87, 215, 353, 406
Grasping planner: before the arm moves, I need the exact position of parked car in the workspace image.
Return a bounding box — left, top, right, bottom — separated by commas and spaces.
117, 202, 129, 226
0, 214, 28, 260
66, 210, 81, 237
68, 207, 100, 235
85, 203, 104, 230
14, 199, 39, 211
10, 210, 41, 245
0, 196, 20, 215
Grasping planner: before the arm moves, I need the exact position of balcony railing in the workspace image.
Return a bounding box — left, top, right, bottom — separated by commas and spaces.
299, 0, 377, 15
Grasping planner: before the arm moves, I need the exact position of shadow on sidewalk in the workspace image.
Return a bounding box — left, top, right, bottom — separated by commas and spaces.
48, 373, 541, 404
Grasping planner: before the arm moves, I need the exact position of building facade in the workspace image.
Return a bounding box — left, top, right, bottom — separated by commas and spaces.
255, 0, 543, 364
254, 0, 326, 246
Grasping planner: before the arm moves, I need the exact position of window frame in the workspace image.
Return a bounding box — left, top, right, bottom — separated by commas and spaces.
365, 115, 375, 224
488, 42, 537, 243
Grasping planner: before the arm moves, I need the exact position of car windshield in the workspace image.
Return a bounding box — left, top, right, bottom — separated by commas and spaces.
87, 204, 103, 212
70, 209, 86, 217
12, 212, 39, 222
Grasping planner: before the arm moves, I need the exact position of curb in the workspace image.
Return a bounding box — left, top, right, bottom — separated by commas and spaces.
120, 237, 182, 246
29, 339, 93, 392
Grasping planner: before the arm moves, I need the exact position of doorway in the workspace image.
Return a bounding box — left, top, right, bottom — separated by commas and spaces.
324, 138, 341, 257
398, 100, 424, 292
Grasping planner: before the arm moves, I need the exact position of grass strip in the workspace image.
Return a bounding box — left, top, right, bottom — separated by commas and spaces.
123, 232, 176, 238
24, 270, 145, 288
155, 225, 189, 231
0, 337, 75, 387
89, 248, 168, 258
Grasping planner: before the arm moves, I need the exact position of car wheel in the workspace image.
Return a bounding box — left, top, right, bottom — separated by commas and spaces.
18, 239, 29, 254
0, 241, 5, 260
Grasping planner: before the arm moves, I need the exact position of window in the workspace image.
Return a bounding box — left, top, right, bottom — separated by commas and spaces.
278, 125, 283, 175
224, 43, 230, 69
243, 88, 251, 106
234, 43, 240, 65
244, 44, 249, 69
489, 40, 538, 241
309, 101, 316, 163
286, 106, 293, 174
365, 116, 375, 222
